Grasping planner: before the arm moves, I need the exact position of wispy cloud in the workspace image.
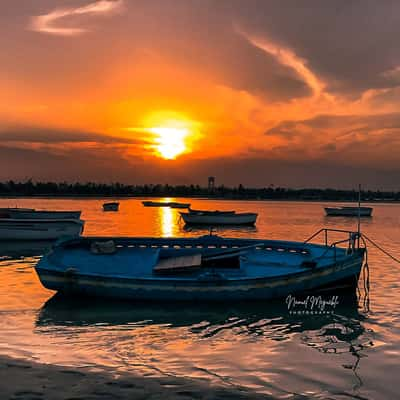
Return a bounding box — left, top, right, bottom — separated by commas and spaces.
236, 26, 326, 99
31, 0, 123, 36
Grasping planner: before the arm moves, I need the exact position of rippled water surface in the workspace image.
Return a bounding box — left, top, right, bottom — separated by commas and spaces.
0, 198, 399, 399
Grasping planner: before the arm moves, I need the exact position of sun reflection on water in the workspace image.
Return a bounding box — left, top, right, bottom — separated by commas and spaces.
160, 206, 173, 237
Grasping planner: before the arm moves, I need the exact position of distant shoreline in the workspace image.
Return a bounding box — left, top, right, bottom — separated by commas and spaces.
0, 194, 399, 204
1, 181, 399, 203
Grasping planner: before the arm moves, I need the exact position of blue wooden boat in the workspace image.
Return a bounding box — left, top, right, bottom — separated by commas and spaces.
35, 229, 365, 302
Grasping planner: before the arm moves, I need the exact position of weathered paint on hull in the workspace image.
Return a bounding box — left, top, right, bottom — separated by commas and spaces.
36, 255, 363, 302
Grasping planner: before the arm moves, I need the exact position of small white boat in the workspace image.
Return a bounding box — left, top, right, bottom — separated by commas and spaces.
325, 207, 372, 217
0, 218, 85, 240
0, 208, 81, 219
180, 212, 257, 225
103, 202, 119, 212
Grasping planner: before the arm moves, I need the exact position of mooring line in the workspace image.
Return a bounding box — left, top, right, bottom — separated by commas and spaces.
362, 234, 400, 264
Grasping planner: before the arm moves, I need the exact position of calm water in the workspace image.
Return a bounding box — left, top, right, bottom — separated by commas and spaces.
0, 198, 399, 399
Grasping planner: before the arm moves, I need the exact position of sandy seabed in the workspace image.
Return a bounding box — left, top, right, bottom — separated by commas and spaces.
0, 356, 272, 400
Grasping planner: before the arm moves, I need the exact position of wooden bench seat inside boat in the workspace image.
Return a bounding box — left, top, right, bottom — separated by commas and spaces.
153, 254, 202, 275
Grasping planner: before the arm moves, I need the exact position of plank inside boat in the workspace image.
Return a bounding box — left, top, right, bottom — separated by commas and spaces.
153, 254, 202, 274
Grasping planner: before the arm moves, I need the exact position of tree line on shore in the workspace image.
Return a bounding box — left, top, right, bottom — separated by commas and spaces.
0, 180, 399, 201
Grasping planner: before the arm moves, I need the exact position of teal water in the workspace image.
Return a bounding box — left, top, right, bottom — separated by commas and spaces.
0, 198, 399, 399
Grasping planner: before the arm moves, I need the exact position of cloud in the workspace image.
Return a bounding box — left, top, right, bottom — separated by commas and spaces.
237, 28, 324, 99
31, 0, 123, 36
230, 0, 400, 98
264, 112, 400, 168
0, 125, 152, 161
0, 125, 142, 144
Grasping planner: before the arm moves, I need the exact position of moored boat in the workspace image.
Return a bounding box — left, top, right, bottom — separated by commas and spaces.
142, 201, 170, 207
34, 228, 365, 302
169, 202, 191, 209
0, 218, 85, 240
142, 201, 190, 208
188, 209, 236, 215
103, 202, 119, 212
325, 206, 372, 217
0, 208, 81, 219
180, 211, 257, 225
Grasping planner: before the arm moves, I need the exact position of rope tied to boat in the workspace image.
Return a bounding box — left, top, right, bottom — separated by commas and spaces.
361, 233, 400, 264
359, 235, 370, 312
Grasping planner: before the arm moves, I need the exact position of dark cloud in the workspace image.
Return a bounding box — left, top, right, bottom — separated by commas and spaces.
266, 113, 400, 137
232, 0, 400, 97
0, 126, 146, 145
264, 112, 400, 169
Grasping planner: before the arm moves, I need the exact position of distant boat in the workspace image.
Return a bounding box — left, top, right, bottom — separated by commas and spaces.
180, 211, 257, 225
142, 201, 190, 208
103, 202, 119, 212
35, 228, 365, 301
142, 201, 169, 207
0, 208, 81, 219
169, 202, 191, 209
325, 207, 373, 217
0, 218, 85, 240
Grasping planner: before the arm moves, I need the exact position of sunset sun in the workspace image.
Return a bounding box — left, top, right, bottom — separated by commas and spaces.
149, 127, 189, 159
138, 111, 201, 160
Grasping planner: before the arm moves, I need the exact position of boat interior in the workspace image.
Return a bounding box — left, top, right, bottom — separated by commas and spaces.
44, 236, 353, 280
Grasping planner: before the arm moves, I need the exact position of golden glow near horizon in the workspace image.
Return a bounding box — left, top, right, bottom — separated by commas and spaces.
150, 127, 189, 159
137, 111, 201, 160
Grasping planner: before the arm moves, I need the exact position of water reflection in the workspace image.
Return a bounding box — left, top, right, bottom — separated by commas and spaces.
2, 198, 397, 398
159, 206, 174, 237
37, 292, 369, 347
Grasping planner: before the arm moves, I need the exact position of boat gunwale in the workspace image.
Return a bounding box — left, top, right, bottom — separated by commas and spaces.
36, 252, 363, 286
54, 235, 320, 254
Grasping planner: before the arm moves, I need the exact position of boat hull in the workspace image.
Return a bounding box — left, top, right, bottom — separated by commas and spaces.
103, 202, 119, 211
325, 207, 372, 217
143, 201, 190, 208
35, 253, 363, 302
180, 212, 258, 226
0, 219, 84, 240
169, 203, 191, 209
8, 210, 82, 219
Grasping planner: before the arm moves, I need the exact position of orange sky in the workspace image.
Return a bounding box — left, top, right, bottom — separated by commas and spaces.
1, 1, 400, 188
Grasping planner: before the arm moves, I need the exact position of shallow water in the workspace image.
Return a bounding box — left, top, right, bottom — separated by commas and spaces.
0, 198, 399, 399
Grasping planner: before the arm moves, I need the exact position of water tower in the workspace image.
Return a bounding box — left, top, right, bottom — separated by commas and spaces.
208, 176, 215, 193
